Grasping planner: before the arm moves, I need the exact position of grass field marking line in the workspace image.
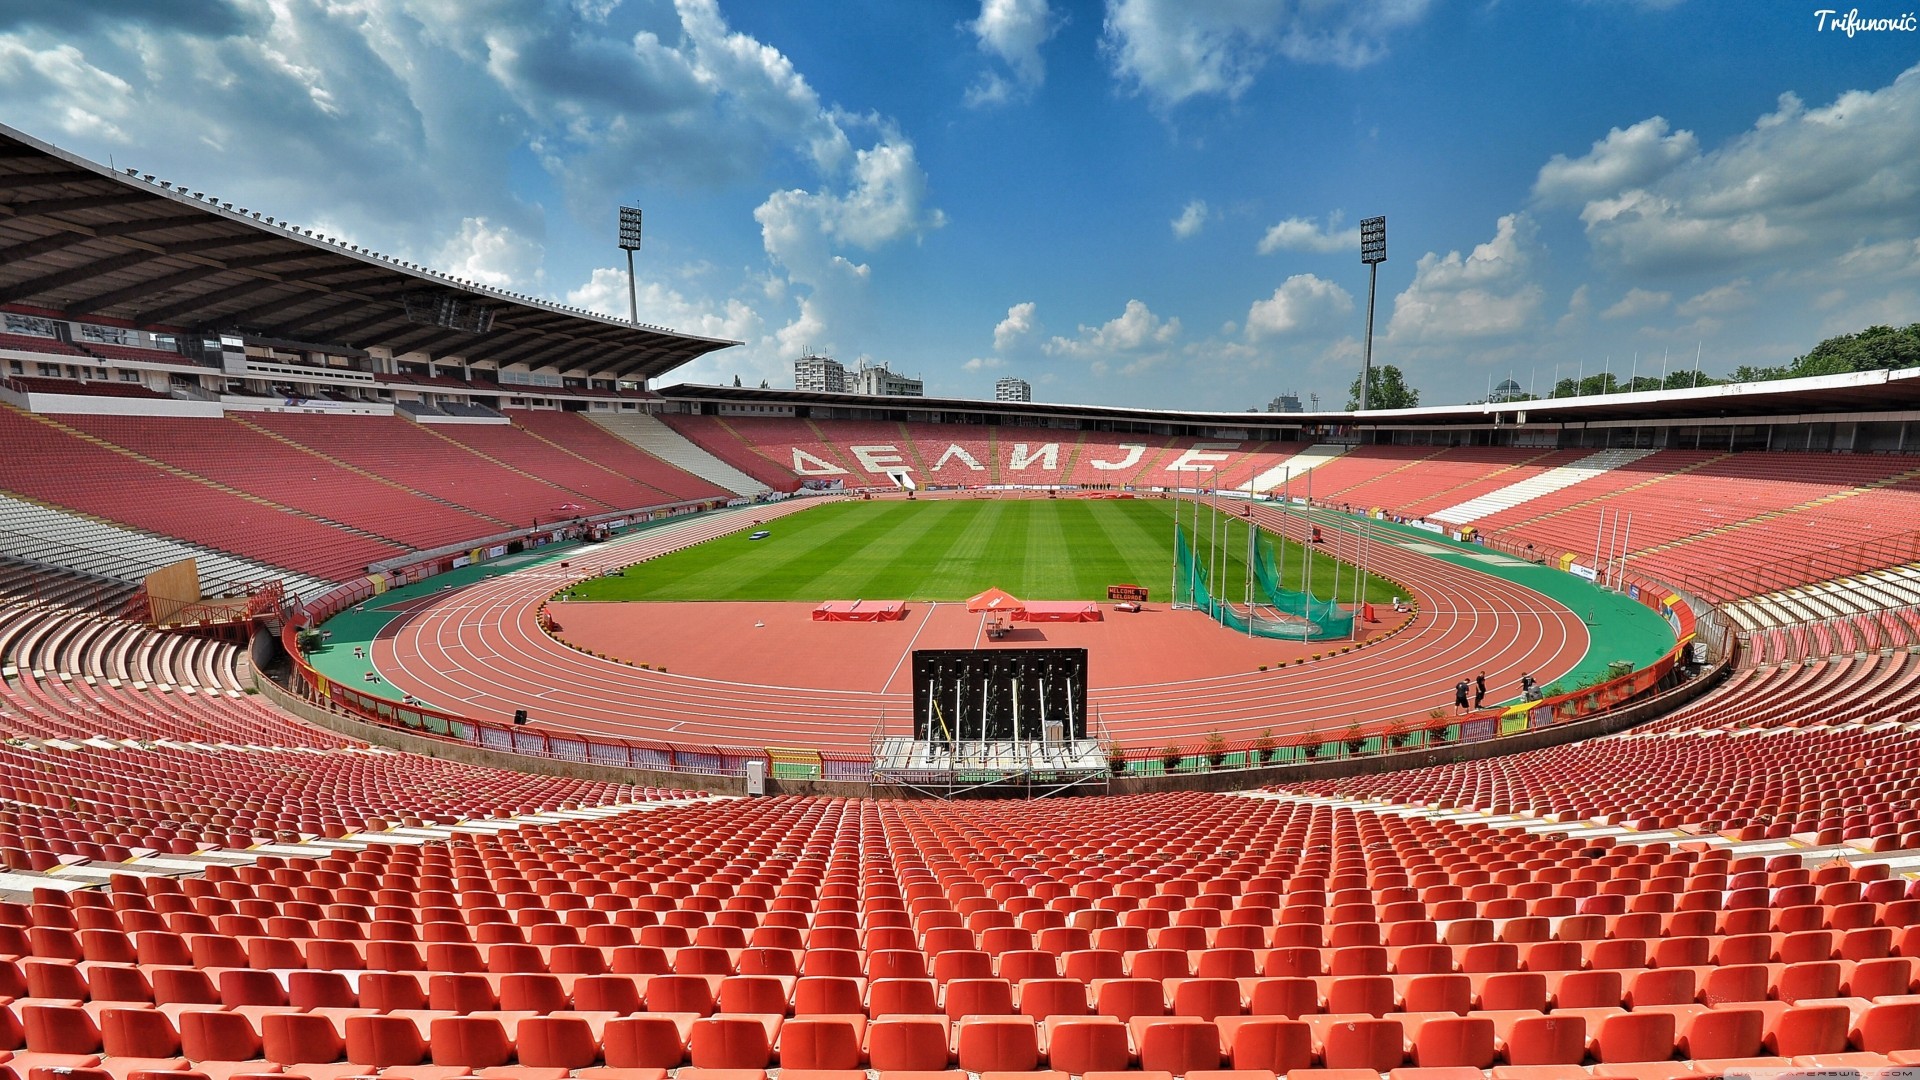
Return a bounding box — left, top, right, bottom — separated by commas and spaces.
880, 600, 939, 695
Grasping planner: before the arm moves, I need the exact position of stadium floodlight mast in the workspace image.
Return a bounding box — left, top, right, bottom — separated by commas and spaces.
617, 206, 644, 326
1358, 215, 1387, 412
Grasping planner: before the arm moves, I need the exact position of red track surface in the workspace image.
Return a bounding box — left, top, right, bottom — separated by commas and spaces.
374, 499, 1589, 751
545, 599, 1412, 692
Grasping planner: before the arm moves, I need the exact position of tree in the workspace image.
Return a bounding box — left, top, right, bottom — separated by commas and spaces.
1348, 365, 1421, 410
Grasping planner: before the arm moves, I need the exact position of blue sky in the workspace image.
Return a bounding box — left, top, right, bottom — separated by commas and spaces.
2, 1, 1917, 409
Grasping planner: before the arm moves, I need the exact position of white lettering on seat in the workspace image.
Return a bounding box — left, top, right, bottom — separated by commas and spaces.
1007, 443, 1059, 471
933, 444, 986, 471
790, 448, 848, 475
1090, 444, 1146, 470
1164, 443, 1241, 475
850, 445, 910, 474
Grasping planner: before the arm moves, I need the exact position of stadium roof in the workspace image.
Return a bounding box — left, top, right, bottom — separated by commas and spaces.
0, 123, 736, 382
664, 366, 1920, 427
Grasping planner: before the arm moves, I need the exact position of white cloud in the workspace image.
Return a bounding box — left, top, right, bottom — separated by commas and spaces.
1532, 117, 1698, 206
1100, 0, 1430, 107
1245, 274, 1354, 339
966, 0, 1058, 106
1568, 67, 1920, 274
1044, 299, 1181, 375
1258, 212, 1357, 255
1556, 284, 1593, 334
434, 217, 546, 291
565, 265, 778, 383
1676, 278, 1753, 317
1601, 287, 1671, 320
0, 39, 134, 141
1171, 199, 1209, 239
993, 301, 1040, 351
1830, 239, 1920, 282
1387, 213, 1545, 342
962, 356, 1007, 372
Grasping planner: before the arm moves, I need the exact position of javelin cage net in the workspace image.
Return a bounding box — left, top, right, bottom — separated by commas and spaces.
1175, 524, 1354, 639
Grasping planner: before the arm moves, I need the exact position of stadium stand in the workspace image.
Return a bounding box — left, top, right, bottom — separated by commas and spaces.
56, 415, 503, 552
587, 412, 776, 497
653, 413, 812, 492
0, 405, 402, 584
0, 788, 1909, 1077
242, 413, 619, 531
0, 492, 334, 600
504, 410, 733, 504
5, 376, 170, 400
0, 587, 698, 864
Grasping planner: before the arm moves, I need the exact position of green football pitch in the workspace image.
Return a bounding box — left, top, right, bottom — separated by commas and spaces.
565, 498, 1402, 605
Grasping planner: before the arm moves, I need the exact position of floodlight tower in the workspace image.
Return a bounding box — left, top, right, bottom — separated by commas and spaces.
617, 206, 644, 325
1358, 215, 1387, 412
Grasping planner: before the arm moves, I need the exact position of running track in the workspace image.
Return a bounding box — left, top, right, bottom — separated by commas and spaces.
373, 498, 1590, 752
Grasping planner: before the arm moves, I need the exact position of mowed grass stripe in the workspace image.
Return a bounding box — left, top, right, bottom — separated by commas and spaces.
566, 499, 1402, 604
669, 501, 881, 599
776, 499, 963, 600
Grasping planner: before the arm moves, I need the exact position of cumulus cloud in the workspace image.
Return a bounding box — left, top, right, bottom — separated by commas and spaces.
993, 301, 1040, 351
1044, 299, 1181, 375
1101, 0, 1431, 107
1601, 287, 1671, 321
1387, 214, 1545, 342
966, 0, 1058, 106
1565, 66, 1920, 274
1171, 200, 1209, 239
1245, 274, 1354, 339
1532, 117, 1698, 206
564, 265, 779, 384
1258, 212, 1357, 255
434, 217, 547, 291
0, 39, 135, 141
1677, 278, 1753, 317
962, 356, 1007, 372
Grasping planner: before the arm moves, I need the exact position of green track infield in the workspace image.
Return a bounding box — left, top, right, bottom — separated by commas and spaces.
563, 498, 1402, 604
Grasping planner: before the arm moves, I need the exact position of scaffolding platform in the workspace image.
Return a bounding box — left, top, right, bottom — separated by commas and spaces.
870, 737, 1110, 798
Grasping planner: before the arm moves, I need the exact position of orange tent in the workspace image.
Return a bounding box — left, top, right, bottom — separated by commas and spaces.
966, 587, 1024, 613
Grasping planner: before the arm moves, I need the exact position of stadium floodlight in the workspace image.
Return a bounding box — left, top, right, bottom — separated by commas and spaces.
1358, 215, 1386, 413
617, 205, 643, 326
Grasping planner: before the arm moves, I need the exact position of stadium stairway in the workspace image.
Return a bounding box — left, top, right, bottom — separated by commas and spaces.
1237, 443, 1349, 495
1430, 448, 1657, 525
586, 414, 770, 498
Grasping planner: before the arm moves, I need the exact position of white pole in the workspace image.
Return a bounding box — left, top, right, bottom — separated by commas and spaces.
1208, 480, 1220, 617
1661, 347, 1670, 386
1592, 507, 1607, 584
1605, 508, 1621, 592
1693, 340, 1702, 388
1169, 498, 1179, 610
1246, 514, 1256, 639
1352, 515, 1367, 640
1011, 678, 1019, 745
1617, 513, 1633, 591
980, 677, 990, 745
1190, 487, 1201, 609
1630, 351, 1638, 392
1331, 519, 1343, 631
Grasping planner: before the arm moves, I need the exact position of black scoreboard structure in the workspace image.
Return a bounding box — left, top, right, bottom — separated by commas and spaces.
912, 647, 1089, 744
